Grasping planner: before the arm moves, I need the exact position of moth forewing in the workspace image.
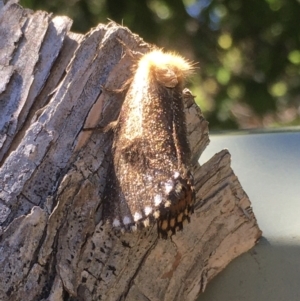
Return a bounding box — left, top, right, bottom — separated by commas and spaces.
103, 50, 195, 238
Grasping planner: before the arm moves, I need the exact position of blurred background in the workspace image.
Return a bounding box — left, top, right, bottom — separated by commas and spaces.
20, 0, 300, 130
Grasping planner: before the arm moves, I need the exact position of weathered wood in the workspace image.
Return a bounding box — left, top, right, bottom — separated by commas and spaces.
0, 1, 262, 301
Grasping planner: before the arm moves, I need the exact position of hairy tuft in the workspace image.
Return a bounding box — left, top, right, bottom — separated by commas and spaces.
137, 49, 193, 88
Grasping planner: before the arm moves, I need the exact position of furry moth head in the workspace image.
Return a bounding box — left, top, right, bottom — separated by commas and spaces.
137, 50, 192, 87
103, 49, 195, 238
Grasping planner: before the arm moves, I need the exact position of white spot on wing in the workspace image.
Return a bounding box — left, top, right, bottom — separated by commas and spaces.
164, 180, 173, 194
173, 171, 180, 179
143, 218, 150, 227
154, 210, 160, 218
131, 224, 137, 231
175, 183, 182, 193
154, 194, 162, 206
123, 216, 131, 225
134, 212, 142, 222
112, 218, 121, 227
144, 206, 152, 216
164, 200, 171, 208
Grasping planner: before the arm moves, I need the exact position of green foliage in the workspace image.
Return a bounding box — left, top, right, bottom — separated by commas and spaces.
20, 0, 300, 129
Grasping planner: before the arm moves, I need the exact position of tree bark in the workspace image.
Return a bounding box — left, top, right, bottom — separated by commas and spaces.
0, 1, 262, 301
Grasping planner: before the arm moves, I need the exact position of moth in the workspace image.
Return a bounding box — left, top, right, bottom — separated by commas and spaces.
103, 50, 195, 238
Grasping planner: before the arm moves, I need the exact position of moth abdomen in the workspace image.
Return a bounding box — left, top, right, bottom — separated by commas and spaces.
103, 49, 195, 238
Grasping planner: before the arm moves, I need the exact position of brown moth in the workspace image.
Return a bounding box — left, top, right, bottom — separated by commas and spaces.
103, 50, 195, 238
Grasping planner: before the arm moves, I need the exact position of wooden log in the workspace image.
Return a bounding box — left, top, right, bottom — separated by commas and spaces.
0, 1, 262, 301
